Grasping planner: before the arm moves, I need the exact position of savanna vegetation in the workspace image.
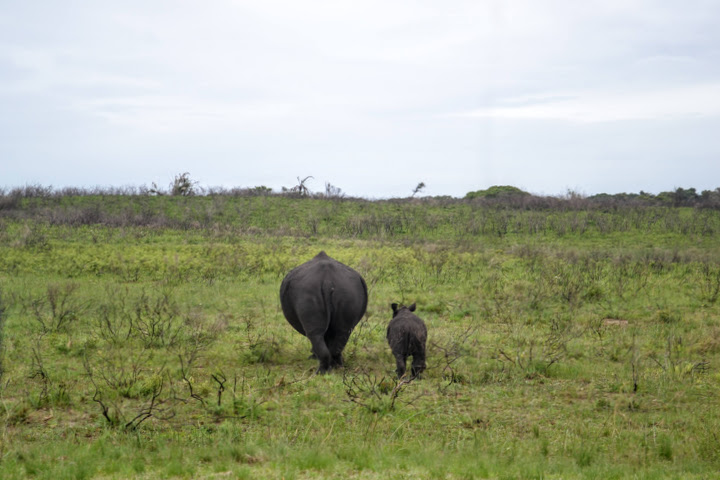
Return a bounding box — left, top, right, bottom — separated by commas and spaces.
1, 181, 719, 479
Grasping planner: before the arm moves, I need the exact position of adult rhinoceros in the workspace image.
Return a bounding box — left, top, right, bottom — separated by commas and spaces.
280, 251, 368, 373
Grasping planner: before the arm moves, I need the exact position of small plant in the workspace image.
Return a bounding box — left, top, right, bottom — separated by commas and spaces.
15, 224, 50, 250
233, 395, 264, 420
29, 340, 50, 406
431, 325, 478, 386
133, 291, 182, 347
655, 308, 680, 324
342, 368, 413, 414
178, 353, 206, 407
657, 434, 674, 461
239, 314, 280, 365
26, 282, 84, 333
494, 312, 579, 380
84, 349, 175, 430
574, 444, 595, 467
698, 260, 720, 304
211, 371, 228, 407
124, 375, 171, 431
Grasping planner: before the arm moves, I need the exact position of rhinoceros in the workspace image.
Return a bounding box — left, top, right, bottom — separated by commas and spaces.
280, 251, 368, 373
386, 303, 427, 378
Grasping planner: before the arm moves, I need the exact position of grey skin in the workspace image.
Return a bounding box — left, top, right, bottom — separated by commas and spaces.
386, 303, 427, 378
280, 251, 368, 373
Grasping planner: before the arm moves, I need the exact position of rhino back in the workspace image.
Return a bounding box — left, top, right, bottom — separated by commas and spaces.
280, 252, 367, 335
387, 312, 427, 354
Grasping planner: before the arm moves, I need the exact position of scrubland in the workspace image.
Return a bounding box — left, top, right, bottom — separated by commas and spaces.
0, 191, 719, 479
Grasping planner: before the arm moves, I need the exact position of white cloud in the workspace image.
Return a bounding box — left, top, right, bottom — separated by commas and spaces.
457, 84, 720, 123
75, 95, 297, 132
2, 0, 720, 196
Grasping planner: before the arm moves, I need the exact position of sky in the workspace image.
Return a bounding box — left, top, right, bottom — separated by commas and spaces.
1, 0, 719, 198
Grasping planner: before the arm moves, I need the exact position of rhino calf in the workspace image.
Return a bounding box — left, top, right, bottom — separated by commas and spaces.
386, 303, 427, 378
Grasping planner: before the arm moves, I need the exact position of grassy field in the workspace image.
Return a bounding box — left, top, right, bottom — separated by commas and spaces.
1, 193, 719, 479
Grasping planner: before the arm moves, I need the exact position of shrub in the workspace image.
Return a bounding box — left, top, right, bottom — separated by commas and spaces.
465, 185, 529, 200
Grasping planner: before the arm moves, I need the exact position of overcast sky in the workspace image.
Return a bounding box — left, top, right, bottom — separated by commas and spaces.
1, 1, 719, 198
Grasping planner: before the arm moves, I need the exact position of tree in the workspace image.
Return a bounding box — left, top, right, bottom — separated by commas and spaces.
290, 176, 314, 197
324, 182, 344, 198
672, 187, 699, 206
700, 188, 720, 208
170, 172, 198, 196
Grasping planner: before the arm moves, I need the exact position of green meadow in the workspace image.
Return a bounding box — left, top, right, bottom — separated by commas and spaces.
1, 192, 719, 479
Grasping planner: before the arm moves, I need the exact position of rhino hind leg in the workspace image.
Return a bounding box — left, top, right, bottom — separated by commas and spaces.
325, 326, 352, 370
394, 352, 407, 378
411, 353, 426, 378
307, 334, 333, 374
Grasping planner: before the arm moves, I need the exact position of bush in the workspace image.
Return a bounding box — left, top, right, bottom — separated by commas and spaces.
465, 185, 529, 200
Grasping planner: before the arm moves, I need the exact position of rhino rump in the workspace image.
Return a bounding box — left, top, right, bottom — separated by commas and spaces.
280, 251, 368, 373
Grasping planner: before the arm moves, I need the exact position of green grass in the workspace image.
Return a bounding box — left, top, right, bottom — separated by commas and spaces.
0, 195, 719, 478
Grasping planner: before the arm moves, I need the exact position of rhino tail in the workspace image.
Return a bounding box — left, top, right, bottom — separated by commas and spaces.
406, 331, 423, 355
321, 280, 335, 327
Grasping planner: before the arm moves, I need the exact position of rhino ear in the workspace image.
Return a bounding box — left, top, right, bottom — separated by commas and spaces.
409, 303, 416, 312
391, 303, 399, 314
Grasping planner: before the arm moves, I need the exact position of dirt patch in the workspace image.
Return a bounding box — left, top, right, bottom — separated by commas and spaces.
603, 319, 629, 326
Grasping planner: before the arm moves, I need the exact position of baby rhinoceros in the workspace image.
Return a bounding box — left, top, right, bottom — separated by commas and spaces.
386, 303, 427, 379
